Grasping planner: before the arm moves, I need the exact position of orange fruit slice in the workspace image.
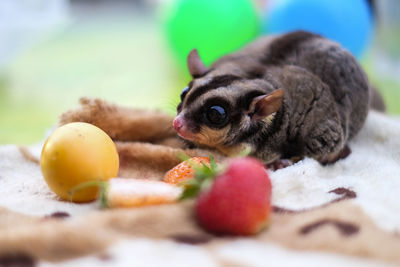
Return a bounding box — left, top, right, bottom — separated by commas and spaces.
163, 157, 210, 185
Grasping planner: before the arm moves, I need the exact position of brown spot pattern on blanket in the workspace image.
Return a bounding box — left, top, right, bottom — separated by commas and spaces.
170, 234, 213, 245
0, 254, 35, 267
329, 187, 357, 202
299, 219, 359, 236
272, 206, 299, 214
262, 202, 400, 264
2, 98, 399, 265
97, 253, 113, 262
45, 212, 70, 219
273, 187, 357, 214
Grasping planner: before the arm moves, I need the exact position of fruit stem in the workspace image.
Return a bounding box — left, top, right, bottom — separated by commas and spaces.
177, 152, 190, 162
179, 154, 221, 201
68, 181, 109, 208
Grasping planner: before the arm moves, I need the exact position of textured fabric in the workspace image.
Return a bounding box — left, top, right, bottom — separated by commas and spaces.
0, 99, 399, 266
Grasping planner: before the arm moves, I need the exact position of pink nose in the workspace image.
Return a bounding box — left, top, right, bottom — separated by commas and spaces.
173, 116, 183, 131
173, 115, 193, 140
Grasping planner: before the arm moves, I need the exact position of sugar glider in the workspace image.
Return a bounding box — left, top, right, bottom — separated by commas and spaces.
173, 31, 384, 165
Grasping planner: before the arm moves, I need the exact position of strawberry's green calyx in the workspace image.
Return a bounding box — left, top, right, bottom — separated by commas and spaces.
180, 155, 221, 200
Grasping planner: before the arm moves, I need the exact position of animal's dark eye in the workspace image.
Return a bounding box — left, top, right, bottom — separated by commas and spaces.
180, 86, 190, 101
205, 105, 228, 127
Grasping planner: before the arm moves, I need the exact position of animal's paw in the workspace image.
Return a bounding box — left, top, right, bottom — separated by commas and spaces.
306, 120, 344, 160
320, 145, 351, 165
266, 159, 293, 171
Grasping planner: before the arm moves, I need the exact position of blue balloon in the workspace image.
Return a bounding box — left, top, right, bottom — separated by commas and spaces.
263, 0, 374, 58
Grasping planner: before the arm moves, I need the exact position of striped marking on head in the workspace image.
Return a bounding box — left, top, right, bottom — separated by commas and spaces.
184, 75, 243, 106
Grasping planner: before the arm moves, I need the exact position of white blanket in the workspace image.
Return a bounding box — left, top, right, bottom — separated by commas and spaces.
0, 111, 399, 267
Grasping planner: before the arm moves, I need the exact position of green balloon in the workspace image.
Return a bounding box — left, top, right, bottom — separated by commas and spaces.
164, 0, 260, 68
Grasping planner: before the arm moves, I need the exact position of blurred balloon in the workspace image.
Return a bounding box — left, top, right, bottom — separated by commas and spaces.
163, 0, 260, 68
262, 0, 374, 58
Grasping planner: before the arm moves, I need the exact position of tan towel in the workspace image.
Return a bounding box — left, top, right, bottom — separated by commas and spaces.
0, 98, 399, 266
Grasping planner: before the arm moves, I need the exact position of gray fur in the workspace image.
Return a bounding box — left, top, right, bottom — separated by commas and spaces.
177, 31, 380, 164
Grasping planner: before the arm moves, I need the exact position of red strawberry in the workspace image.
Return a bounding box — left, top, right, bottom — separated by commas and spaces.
182, 157, 272, 235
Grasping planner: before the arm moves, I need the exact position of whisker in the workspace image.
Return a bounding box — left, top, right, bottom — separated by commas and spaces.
159, 97, 180, 114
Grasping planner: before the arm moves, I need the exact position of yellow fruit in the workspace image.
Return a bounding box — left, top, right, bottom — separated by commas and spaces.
40, 122, 119, 202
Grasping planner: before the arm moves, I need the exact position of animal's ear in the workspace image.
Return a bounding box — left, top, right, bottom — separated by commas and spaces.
248, 89, 284, 120
187, 49, 208, 78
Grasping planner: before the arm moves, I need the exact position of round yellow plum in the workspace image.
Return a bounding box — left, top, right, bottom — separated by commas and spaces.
40, 122, 119, 202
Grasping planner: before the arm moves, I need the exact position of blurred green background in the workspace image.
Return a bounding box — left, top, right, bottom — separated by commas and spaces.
1, 0, 400, 145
